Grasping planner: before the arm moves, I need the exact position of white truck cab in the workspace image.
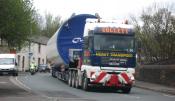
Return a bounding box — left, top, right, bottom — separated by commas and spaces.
0, 54, 18, 76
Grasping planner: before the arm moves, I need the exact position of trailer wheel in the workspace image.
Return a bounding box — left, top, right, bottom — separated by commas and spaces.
71, 71, 76, 87
68, 71, 72, 87
75, 72, 80, 89
82, 72, 90, 91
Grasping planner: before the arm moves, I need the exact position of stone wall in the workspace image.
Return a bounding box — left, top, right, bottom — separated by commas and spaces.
136, 65, 175, 87
0, 46, 10, 53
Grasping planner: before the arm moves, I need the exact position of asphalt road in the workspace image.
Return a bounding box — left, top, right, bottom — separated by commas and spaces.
16, 73, 175, 101
0, 74, 50, 101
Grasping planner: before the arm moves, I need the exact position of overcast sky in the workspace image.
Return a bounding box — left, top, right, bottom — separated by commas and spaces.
33, 0, 174, 20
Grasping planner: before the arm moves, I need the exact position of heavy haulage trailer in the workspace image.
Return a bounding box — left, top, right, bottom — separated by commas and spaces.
46, 14, 136, 93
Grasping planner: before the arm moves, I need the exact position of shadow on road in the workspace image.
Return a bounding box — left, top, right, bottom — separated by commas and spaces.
85, 86, 124, 93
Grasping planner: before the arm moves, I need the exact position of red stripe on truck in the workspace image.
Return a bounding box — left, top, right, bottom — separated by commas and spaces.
121, 72, 130, 84
93, 72, 107, 83
107, 74, 118, 86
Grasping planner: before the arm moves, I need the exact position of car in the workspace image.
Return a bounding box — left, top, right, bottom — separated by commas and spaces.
38, 64, 50, 72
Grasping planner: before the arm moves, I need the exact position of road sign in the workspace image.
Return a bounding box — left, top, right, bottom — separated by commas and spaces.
29, 52, 33, 57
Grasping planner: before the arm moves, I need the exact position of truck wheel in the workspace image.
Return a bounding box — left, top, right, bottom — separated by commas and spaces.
122, 87, 131, 94
71, 71, 76, 88
75, 72, 80, 89
82, 72, 90, 91
68, 71, 72, 87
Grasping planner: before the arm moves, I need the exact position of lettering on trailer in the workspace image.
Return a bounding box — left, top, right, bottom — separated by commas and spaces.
72, 37, 83, 43
95, 27, 131, 34
95, 52, 133, 58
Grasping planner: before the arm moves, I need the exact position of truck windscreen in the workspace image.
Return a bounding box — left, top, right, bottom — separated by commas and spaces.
94, 34, 135, 52
0, 58, 14, 65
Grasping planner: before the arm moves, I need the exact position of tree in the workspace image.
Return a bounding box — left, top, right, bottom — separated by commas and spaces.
41, 13, 62, 38
0, 0, 39, 49
132, 4, 175, 64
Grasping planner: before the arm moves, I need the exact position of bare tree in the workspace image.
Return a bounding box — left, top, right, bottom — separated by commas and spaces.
42, 13, 62, 38
132, 3, 175, 64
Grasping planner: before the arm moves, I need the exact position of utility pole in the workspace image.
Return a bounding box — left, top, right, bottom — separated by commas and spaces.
28, 24, 32, 70
28, 41, 31, 70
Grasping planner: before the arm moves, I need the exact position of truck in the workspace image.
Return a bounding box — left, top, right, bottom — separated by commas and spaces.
46, 14, 136, 93
0, 54, 18, 76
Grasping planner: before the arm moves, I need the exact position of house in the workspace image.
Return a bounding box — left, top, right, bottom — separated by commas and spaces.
16, 36, 49, 71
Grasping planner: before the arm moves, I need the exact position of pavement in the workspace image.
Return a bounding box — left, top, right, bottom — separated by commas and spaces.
134, 80, 175, 95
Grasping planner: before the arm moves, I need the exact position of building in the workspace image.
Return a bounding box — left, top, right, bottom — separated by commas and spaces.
16, 36, 49, 71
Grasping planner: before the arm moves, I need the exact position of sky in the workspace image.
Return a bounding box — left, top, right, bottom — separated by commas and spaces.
33, 0, 174, 20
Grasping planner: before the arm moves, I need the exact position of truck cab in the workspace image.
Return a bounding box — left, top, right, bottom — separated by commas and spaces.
0, 54, 18, 76
79, 19, 136, 92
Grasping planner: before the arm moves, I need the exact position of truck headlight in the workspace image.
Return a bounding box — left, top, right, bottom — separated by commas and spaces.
130, 76, 135, 81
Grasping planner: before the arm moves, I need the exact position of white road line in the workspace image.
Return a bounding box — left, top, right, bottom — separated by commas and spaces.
10, 76, 55, 99
0, 81, 7, 84
163, 94, 175, 98
124, 94, 141, 99
9, 76, 31, 91
15, 77, 31, 90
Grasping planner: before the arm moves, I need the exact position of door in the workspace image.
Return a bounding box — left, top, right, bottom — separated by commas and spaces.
38, 58, 40, 66
22, 56, 25, 72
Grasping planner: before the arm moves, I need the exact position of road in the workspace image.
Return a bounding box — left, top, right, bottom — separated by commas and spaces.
13, 73, 174, 101
0, 74, 49, 101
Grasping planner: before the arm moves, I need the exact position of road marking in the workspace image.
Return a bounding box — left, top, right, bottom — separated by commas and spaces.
9, 76, 31, 91
0, 81, 7, 84
163, 94, 175, 98
15, 77, 31, 90
124, 94, 141, 99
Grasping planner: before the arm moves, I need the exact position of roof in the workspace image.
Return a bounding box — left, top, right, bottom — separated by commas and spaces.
29, 36, 49, 45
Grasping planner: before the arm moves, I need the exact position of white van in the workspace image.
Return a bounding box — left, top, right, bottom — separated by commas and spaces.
0, 54, 18, 76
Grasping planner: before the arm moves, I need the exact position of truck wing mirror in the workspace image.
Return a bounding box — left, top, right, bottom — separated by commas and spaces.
83, 37, 89, 49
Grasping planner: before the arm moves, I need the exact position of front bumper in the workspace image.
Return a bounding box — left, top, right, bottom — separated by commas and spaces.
0, 69, 18, 74
90, 71, 134, 87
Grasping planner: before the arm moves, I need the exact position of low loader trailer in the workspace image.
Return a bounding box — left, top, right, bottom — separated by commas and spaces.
46, 14, 136, 93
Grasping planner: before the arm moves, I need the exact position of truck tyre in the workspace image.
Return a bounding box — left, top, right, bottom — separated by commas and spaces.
75, 72, 80, 89
82, 72, 90, 91
68, 71, 72, 87
52, 71, 56, 78
122, 87, 131, 94
71, 71, 76, 88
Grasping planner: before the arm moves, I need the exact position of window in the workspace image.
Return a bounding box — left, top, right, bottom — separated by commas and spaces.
94, 34, 135, 52
0, 58, 15, 65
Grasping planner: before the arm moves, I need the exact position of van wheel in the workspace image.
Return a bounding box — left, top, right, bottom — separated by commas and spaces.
82, 72, 90, 91
13, 73, 18, 76
68, 71, 72, 87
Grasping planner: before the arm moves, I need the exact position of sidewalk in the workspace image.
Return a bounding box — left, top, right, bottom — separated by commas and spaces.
134, 80, 175, 95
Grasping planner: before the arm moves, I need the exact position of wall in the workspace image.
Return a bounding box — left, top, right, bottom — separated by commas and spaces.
16, 43, 47, 71
136, 65, 175, 87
